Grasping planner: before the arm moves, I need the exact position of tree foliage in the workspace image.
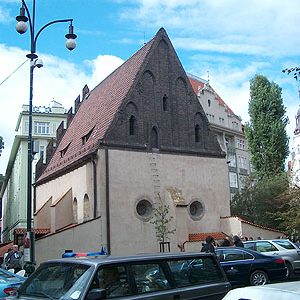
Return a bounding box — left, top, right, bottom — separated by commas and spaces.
231, 173, 289, 229
245, 75, 289, 179
273, 186, 300, 238
150, 202, 176, 243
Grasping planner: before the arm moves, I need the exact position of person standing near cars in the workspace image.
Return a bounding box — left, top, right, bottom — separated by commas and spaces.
233, 235, 244, 247
5, 244, 23, 273
201, 236, 216, 254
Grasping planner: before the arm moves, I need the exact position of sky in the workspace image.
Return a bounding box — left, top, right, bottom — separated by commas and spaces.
0, 0, 299, 174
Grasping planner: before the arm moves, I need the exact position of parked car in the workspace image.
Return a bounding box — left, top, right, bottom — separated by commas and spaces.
0, 268, 26, 297
222, 281, 300, 300
216, 247, 287, 287
243, 239, 300, 277
8, 252, 231, 300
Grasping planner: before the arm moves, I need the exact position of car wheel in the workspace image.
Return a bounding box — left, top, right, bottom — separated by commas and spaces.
286, 262, 293, 279
249, 270, 268, 286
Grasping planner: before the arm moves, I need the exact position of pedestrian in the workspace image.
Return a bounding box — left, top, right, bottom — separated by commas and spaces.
221, 237, 231, 247
233, 235, 244, 247
201, 236, 216, 254
5, 244, 23, 273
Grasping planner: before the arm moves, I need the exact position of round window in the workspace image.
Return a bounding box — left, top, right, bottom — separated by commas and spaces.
136, 199, 153, 221
189, 200, 204, 220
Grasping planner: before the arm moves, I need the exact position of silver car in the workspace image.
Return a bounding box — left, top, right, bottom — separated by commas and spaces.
244, 239, 300, 278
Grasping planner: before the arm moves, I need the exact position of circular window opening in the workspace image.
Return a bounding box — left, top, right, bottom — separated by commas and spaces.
189, 200, 204, 220
136, 199, 153, 221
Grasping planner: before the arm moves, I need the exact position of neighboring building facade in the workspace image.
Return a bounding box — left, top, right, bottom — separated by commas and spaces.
34, 28, 232, 263
0, 101, 67, 243
289, 107, 300, 186
188, 74, 251, 200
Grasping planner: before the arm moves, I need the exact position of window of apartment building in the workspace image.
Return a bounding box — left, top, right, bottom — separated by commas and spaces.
227, 153, 236, 167
238, 155, 247, 169
219, 117, 225, 124
232, 121, 239, 130
34, 122, 50, 135
229, 172, 238, 188
239, 175, 247, 189
237, 139, 246, 150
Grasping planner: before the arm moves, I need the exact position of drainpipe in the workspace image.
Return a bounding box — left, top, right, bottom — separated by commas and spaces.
105, 148, 111, 254
92, 158, 97, 218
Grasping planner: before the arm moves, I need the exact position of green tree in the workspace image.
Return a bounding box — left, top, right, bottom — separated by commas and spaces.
245, 75, 289, 179
231, 173, 289, 229
150, 194, 176, 244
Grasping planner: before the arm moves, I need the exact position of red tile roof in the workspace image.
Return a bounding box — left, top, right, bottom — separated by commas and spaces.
0, 242, 13, 257
188, 74, 236, 116
189, 232, 227, 242
37, 30, 159, 183
14, 228, 50, 235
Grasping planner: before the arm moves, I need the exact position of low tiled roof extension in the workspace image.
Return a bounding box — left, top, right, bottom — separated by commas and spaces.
189, 232, 227, 242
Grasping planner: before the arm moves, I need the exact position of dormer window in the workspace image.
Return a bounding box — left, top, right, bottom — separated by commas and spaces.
60, 142, 71, 158
163, 94, 168, 111
129, 115, 137, 136
82, 127, 94, 145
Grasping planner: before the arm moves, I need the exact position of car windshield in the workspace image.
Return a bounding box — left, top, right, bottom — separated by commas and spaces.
17, 262, 93, 300
273, 240, 296, 250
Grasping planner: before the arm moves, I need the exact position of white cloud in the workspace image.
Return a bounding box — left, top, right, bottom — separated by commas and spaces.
0, 45, 123, 174
121, 0, 300, 57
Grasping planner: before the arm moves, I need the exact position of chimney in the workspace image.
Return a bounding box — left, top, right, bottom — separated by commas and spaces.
82, 84, 90, 100
46, 139, 57, 164
56, 121, 66, 145
66, 107, 74, 127
74, 95, 81, 113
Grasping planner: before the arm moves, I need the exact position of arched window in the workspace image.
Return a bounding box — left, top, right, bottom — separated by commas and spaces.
73, 198, 78, 223
208, 99, 211, 107
129, 115, 137, 136
83, 194, 90, 221
163, 94, 168, 111
150, 127, 158, 149
195, 125, 200, 143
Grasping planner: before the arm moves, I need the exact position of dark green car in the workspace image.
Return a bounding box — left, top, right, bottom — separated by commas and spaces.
12, 252, 230, 299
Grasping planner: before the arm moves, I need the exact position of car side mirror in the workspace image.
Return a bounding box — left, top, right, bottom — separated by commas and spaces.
86, 288, 107, 300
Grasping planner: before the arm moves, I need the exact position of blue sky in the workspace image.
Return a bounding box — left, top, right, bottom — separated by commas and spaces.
0, 0, 299, 174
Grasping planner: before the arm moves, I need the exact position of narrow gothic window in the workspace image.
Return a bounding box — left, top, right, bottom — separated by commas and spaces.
129, 115, 137, 136
208, 99, 211, 107
150, 127, 158, 148
195, 125, 200, 143
83, 194, 90, 221
73, 198, 78, 223
163, 94, 168, 111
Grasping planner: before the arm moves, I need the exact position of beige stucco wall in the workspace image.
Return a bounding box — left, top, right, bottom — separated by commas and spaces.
35, 163, 94, 224
220, 217, 286, 240
35, 217, 103, 265
35, 148, 231, 261
108, 149, 230, 255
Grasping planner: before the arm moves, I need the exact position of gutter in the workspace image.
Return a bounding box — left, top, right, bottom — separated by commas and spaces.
105, 148, 111, 254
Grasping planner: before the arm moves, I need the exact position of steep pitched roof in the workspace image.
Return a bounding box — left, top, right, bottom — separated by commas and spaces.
188, 74, 236, 116
37, 30, 159, 183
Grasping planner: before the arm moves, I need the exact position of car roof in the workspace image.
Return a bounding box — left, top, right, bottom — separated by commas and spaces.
223, 281, 300, 300
41, 252, 215, 267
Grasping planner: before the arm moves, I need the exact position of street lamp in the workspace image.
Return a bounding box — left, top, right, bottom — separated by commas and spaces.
16, 0, 77, 265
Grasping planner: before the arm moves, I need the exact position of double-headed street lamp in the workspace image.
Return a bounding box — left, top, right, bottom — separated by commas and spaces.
16, 0, 77, 265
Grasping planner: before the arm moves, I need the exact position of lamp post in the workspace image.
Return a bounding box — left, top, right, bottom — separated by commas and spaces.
16, 0, 77, 265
